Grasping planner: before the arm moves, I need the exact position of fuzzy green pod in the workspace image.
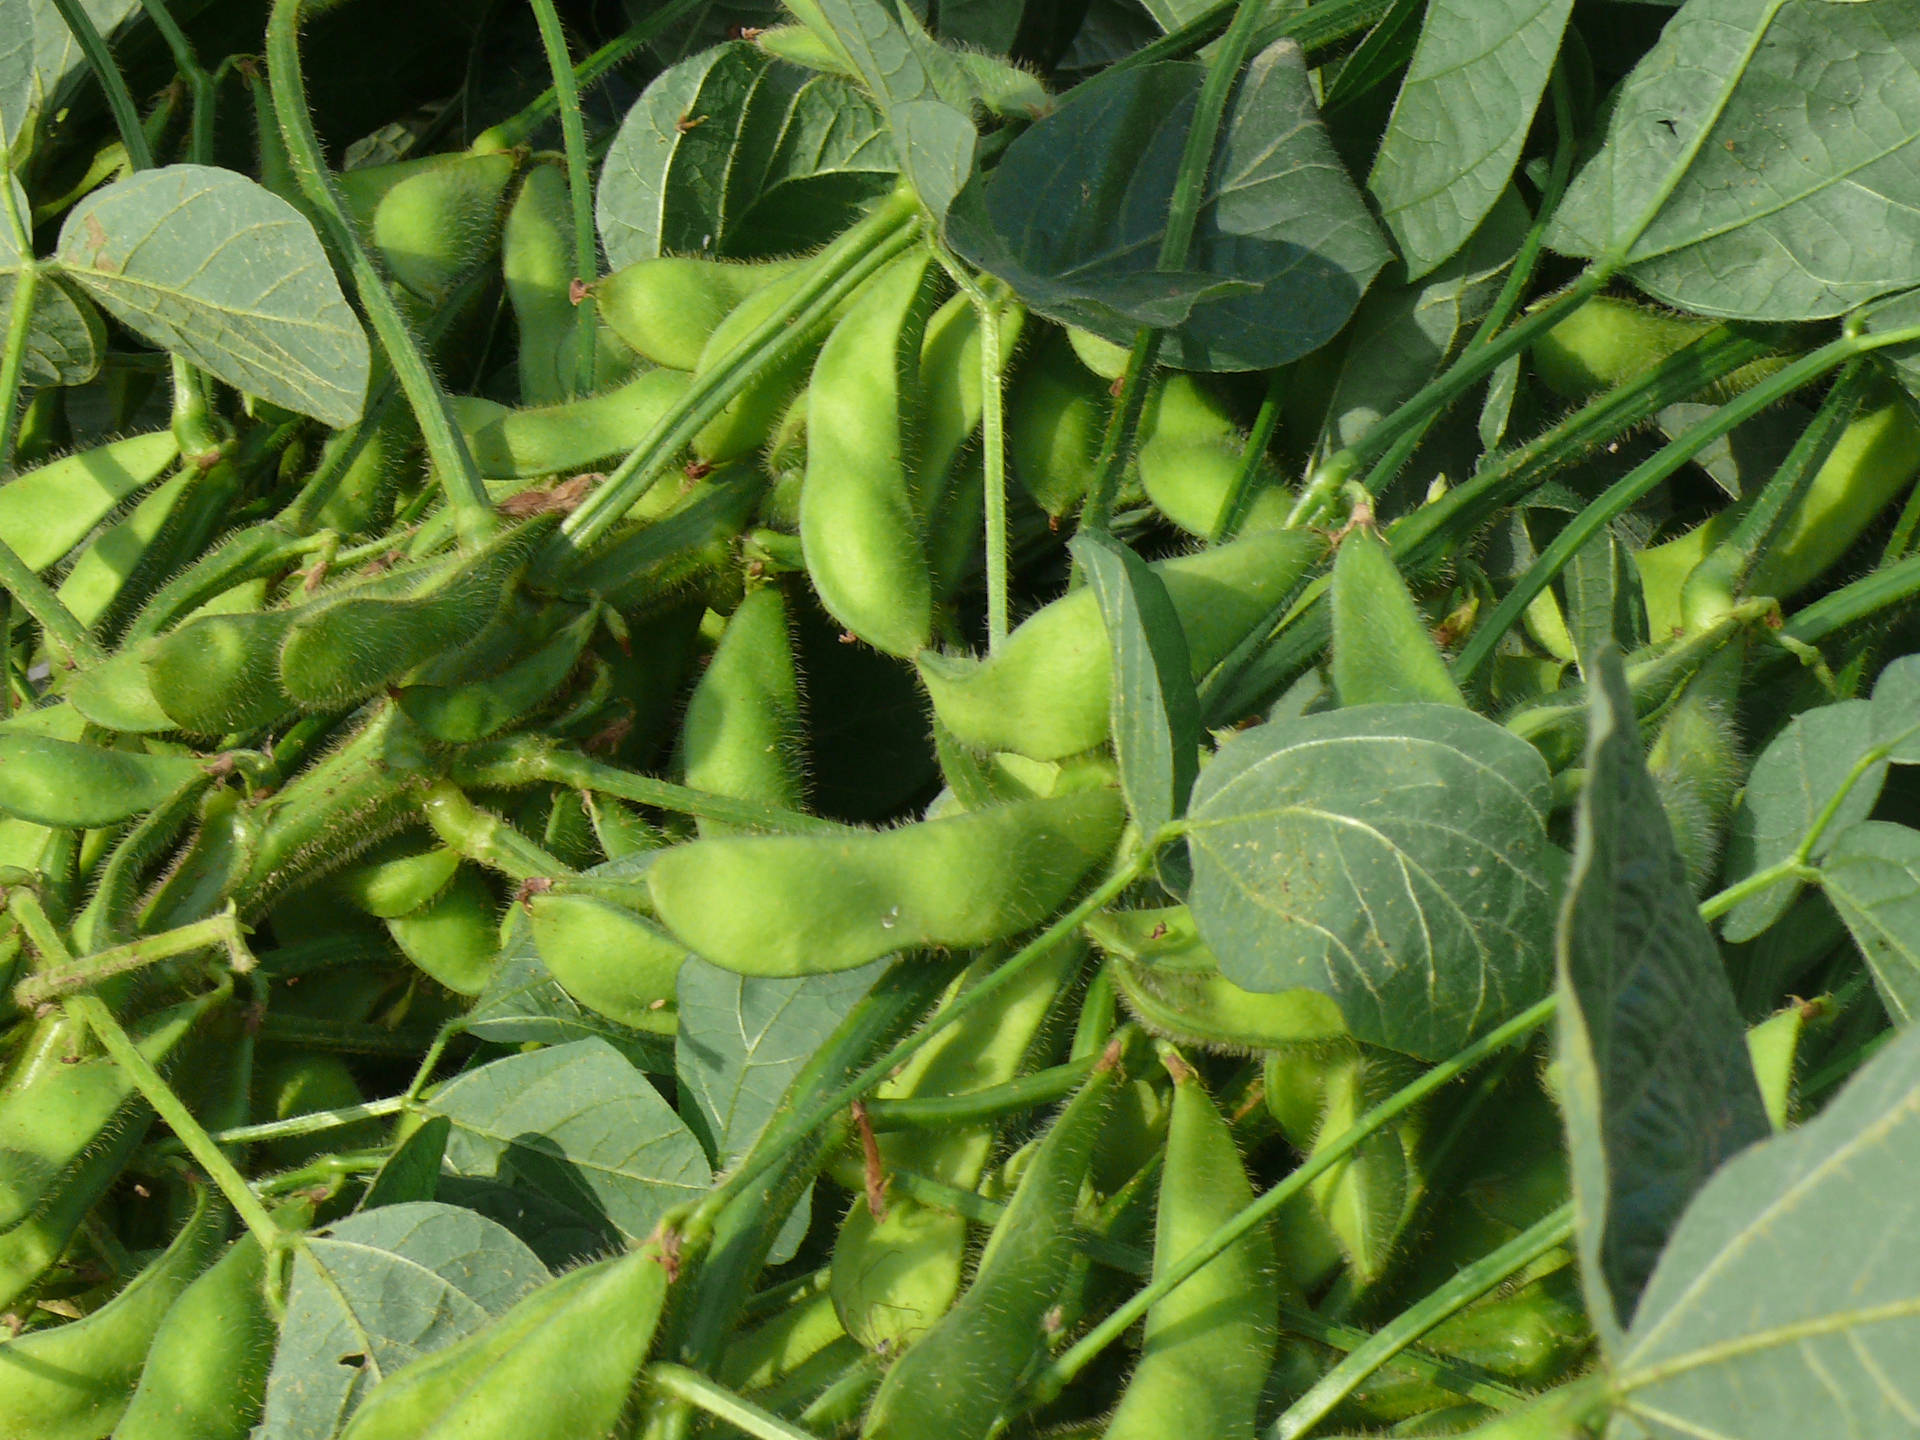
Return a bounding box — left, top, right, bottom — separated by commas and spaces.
1646, 654, 1745, 896
0, 1184, 226, 1440
250, 1051, 385, 1167
717, 1284, 850, 1393
1065, 325, 1130, 380
915, 288, 1026, 513
919, 526, 1325, 761
1007, 329, 1109, 518
369, 150, 519, 307
65, 647, 176, 734
1330, 527, 1466, 708
1136, 372, 1238, 447
463, 368, 692, 479
0, 430, 178, 572
56, 471, 191, 630
114, 1200, 315, 1440
527, 890, 687, 1031
799, 248, 940, 656
675, 584, 804, 832
0, 1114, 149, 1312
861, 1048, 1119, 1440
690, 265, 839, 464
334, 834, 463, 919
597, 254, 803, 371
561, 467, 764, 615
385, 864, 500, 995
648, 789, 1123, 976
1105, 1056, 1277, 1440
503, 162, 583, 407
336, 1245, 669, 1440
141, 609, 300, 736
0, 734, 202, 829
1530, 296, 1715, 400
1138, 435, 1292, 538
397, 604, 596, 744
278, 516, 557, 707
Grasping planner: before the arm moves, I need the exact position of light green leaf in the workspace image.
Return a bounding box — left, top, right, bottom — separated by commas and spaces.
0, 175, 103, 386
426, 1038, 712, 1243
1072, 529, 1201, 839
1368, 0, 1573, 277
1820, 820, 1920, 1026
1613, 1021, 1920, 1440
1720, 699, 1887, 943
947, 38, 1390, 372
1556, 650, 1769, 1351
53, 164, 368, 426
1872, 654, 1920, 763
1186, 704, 1558, 1059
1549, 0, 1920, 320
258, 1201, 549, 1440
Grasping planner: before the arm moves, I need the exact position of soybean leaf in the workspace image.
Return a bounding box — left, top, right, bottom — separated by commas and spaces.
1611, 1021, 1920, 1440
1071, 528, 1200, 838
258, 1202, 549, 1440
54, 165, 369, 426
1820, 821, 1920, 1027
0, 0, 140, 157
1186, 703, 1558, 1059
1368, 0, 1573, 277
357, 1116, 451, 1212
596, 41, 896, 266
1720, 700, 1888, 944
1548, 0, 1920, 320
1872, 653, 1920, 762
425, 1038, 712, 1244
1556, 650, 1769, 1351
947, 37, 1390, 372
467, 913, 673, 1074
0, 176, 104, 385
933, 0, 1026, 50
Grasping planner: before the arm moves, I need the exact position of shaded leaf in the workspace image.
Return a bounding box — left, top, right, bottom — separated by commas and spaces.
0, 0, 140, 157
1186, 703, 1558, 1059
1720, 699, 1887, 943
1613, 1021, 1920, 1440
1820, 820, 1920, 1027
1368, 0, 1573, 276
1549, 0, 1920, 319
425, 1038, 711, 1243
258, 1202, 549, 1440
358, 1115, 451, 1212
1872, 653, 1920, 763
1071, 528, 1200, 838
0, 176, 103, 385
1555, 649, 1769, 1350
947, 38, 1389, 372
55, 165, 369, 425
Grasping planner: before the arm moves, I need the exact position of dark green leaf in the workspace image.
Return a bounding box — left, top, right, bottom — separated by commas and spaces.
1368, 0, 1573, 277
947, 38, 1390, 372
1186, 703, 1558, 1059
1820, 820, 1920, 1027
357, 1115, 451, 1212
55, 165, 369, 425
1872, 654, 1920, 763
0, 178, 103, 384
1071, 528, 1200, 837
1556, 649, 1769, 1350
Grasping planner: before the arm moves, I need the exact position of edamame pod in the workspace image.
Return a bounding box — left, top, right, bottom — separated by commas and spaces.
385, 864, 500, 995
800, 249, 941, 656
278, 516, 558, 706
1105, 1054, 1277, 1440
718, 1283, 850, 1393
336, 1244, 669, 1440
915, 288, 1026, 512
1138, 435, 1291, 538
648, 789, 1123, 975
251, 1050, 385, 1166
598, 254, 803, 371
57, 471, 191, 630
397, 604, 596, 743
142, 609, 299, 736
0, 1184, 226, 1440
462, 367, 691, 479
675, 584, 804, 832
0, 430, 178, 572
1530, 295, 1712, 400
920, 526, 1324, 760
527, 890, 687, 1030
690, 263, 843, 464
66, 648, 176, 734
0, 1117, 149, 1312
1330, 528, 1466, 708
334, 834, 462, 918
1066, 325, 1130, 380
563, 466, 765, 612
503, 162, 582, 407
1007, 329, 1109, 517
0, 734, 203, 828
861, 1046, 1119, 1440
370, 151, 519, 307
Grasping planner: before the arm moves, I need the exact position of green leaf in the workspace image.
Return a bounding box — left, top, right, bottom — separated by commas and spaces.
0, 176, 103, 385
358, 1115, 451, 1211
0, 0, 140, 156
258, 1201, 550, 1440
1186, 704, 1558, 1059
1555, 649, 1769, 1351
1367, 0, 1573, 277
425, 1038, 712, 1244
54, 164, 369, 426
1611, 1021, 1920, 1440
1720, 699, 1888, 944
947, 38, 1390, 372
1820, 821, 1920, 1027
1548, 0, 1920, 320
1071, 529, 1200, 838
1872, 654, 1920, 763
595, 40, 896, 267
934, 0, 1026, 50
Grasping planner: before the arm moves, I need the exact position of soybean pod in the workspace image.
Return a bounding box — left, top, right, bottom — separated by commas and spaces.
674, 583, 805, 832
597, 254, 804, 372
1330, 526, 1466, 708
503, 162, 585, 406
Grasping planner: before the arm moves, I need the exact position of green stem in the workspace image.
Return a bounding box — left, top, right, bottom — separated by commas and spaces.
67, 989, 281, 1251
265, 0, 496, 550
132, 0, 214, 163
526, 0, 597, 397
1270, 1204, 1575, 1439
646, 1366, 825, 1440
1028, 993, 1560, 1404
419, 779, 575, 881
1078, 330, 1160, 538
865, 1056, 1097, 1132
45, 0, 153, 169
1213, 369, 1285, 543
211, 1093, 408, 1146
14, 911, 252, 1006
553, 193, 922, 557
0, 260, 40, 474
1782, 548, 1920, 645
0, 526, 106, 668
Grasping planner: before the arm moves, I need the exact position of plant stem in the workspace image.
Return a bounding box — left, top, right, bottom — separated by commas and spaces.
526, 0, 598, 397
45, 0, 153, 169
933, 252, 1013, 650
865, 1056, 1098, 1131
0, 260, 41, 475
1270, 1205, 1575, 1439
0, 522, 106, 667
211, 1094, 409, 1146
1213, 369, 1286, 543
265, 0, 497, 550
647, 1366, 825, 1440
14, 911, 253, 1006
420, 779, 575, 881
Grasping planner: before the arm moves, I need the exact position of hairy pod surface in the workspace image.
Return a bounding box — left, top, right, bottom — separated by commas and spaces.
598, 254, 802, 371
